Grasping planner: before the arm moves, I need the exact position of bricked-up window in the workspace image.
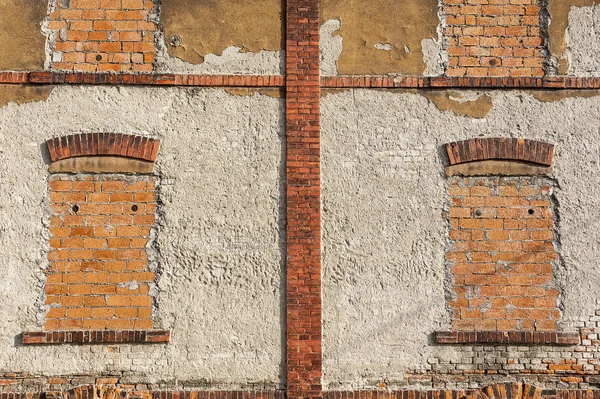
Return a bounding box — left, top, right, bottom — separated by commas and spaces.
46, 176, 157, 331
446, 176, 559, 331
23, 133, 169, 345
435, 138, 573, 345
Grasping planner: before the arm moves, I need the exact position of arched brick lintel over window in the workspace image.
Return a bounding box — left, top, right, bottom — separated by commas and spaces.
445, 138, 554, 167
46, 133, 160, 163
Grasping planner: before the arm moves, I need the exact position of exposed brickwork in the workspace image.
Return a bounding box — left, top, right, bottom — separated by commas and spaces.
45, 176, 158, 330
46, 134, 160, 163
443, 0, 546, 77
446, 177, 560, 331
22, 330, 169, 345
435, 331, 579, 345
406, 312, 600, 389
47, 0, 158, 72
445, 139, 554, 167
286, 0, 322, 398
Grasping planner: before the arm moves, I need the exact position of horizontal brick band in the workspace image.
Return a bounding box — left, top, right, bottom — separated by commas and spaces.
324, 383, 544, 399
435, 331, 580, 345
13, 387, 284, 399
22, 330, 170, 345
46, 133, 160, 163
0, 382, 597, 399
2, 72, 600, 90
151, 390, 285, 399
321, 76, 600, 89
445, 138, 554, 167
0, 72, 285, 87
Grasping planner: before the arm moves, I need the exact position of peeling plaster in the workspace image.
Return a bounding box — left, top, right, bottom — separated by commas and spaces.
422, 90, 494, 119
530, 89, 600, 102
321, 19, 344, 76
157, 0, 284, 75
0, 86, 54, 109
224, 88, 284, 99
0, 0, 47, 70
548, 1, 600, 75
321, 0, 441, 75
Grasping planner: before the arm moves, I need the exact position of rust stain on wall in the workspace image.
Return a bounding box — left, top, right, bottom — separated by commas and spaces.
161, 0, 284, 64
530, 89, 600, 102
422, 91, 494, 119
0, 0, 47, 70
0, 85, 54, 109
548, 0, 599, 75
321, 0, 439, 75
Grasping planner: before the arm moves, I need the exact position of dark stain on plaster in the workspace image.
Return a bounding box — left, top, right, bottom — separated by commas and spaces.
161, 0, 284, 64
321, 88, 352, 97
224, 88, 284, 99
321, 0, 440, 75
548, 0, 599, 75
0, 0, 47, 70
0, 85, 54, 109
422, 90, 494, 119
530, 89, 600, 102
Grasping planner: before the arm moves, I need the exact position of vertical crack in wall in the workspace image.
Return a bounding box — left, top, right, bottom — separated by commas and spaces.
148, 175, 163, 327
42, 0, 59, 71
548, 178, 567, 327
539, 0, 555, 76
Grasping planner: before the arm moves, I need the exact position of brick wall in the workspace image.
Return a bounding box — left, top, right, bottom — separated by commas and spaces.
446, 176, 560, 331
444, 0, 546, 77
46, 176, 157, 330
48, 0, 157, 72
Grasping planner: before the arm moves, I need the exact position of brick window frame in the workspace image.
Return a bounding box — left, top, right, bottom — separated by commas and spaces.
23, 133, 168, 345
435, 138, 578, 345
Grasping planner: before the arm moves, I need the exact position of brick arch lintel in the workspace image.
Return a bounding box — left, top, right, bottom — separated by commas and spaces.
445, 138, 554, 167
46, 133, 160, 164
471, 382, 542, 399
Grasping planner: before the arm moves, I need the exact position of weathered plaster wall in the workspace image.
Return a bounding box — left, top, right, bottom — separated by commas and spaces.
548, 1, 600, 75
0, 0, 47, 71
0, 85, 284, 387
320, 0, 444, 76
157, 0, 284, 75
322, 89, 600, 388
0, 86, 54, 109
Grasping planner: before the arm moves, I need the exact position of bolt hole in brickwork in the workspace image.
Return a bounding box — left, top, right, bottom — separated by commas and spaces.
72, 204, 79, 213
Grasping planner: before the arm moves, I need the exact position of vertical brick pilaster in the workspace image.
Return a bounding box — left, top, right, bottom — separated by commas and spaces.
286, 0, 322, 398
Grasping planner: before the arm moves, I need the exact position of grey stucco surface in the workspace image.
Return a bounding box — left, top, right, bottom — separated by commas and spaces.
0, 86, 284, 387
321, 89, 600, 388
567, 5, 600, 77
